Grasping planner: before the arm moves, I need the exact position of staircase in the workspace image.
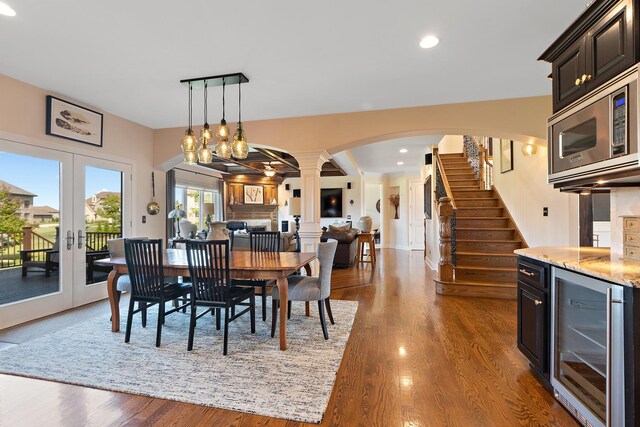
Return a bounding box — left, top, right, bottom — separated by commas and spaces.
435, 153, 526, 299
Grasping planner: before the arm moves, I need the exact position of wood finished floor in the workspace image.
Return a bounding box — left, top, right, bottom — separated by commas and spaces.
0, 249, 577, 427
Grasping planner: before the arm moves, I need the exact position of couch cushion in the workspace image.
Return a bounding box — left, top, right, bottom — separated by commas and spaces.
328, 224, 350, 233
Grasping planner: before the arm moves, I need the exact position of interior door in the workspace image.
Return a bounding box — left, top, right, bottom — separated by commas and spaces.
0, 139, 74, 329
409, 180, 425, 250
72, 157, 131, 307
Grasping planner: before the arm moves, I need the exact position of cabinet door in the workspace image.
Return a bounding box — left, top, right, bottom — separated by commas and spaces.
552, 37, 587, 112
586, 0, 635, 91
263, 184, 277, 205
517, 282, 547, 374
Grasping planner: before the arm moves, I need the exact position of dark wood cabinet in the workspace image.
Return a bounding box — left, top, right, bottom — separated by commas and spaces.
541, 0, 637, 112
516, 256, 550, 385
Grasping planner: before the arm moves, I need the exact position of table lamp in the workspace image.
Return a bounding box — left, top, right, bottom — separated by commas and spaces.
168, 206, 187, 237
289, 197, 301, 234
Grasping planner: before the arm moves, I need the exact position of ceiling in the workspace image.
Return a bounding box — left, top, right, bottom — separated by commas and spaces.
346, 135, 444, 175
0, 0, 588, 130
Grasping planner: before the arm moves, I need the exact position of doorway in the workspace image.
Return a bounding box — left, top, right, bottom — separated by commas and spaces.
0, 139, 131, 329
409, 180, 425, 250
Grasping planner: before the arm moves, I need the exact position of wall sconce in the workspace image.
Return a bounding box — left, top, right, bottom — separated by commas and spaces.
522, 143, 538, 156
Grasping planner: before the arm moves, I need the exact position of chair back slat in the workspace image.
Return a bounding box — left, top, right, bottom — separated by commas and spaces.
124, 239, 164, 298
186, 240, 230, 302
249, 231, 281, 253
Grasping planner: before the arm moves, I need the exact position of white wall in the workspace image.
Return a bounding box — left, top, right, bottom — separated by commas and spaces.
437, 135, 464, 154
610, 188, 640, 254
421, 164, 437, 270
364, 181, 382, 231
492, 139, 579, 247
279, 175, 363, 230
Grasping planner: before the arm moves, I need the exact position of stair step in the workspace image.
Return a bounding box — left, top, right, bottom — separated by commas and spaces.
452, 191, 494, 199
456, 198, 501, 207
457, 228, 515, 240
456, 217, 510, 228
446, 173, 477, 179
440, 153, 464, 158
435, 280, 516, 299
457, 207, 504, 217
456, 251, 518, 267
456, 239, 523, 253
442, 164, 473, 171
448, 177, 479, 183
454, 266, 517, 283
450, 185, 479, 191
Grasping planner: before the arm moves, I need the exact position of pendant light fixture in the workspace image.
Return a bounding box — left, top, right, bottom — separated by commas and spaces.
179, 73, 249, 162
215, 79, 231, 159
197, 80, 214, 164
263, 162, 277, 177
231, 79, 249, 160
181, 83, 198, 164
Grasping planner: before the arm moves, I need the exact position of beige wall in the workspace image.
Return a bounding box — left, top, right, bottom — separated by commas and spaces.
0, 73, 164, 239
492, 139, 579, 248
153, 96, 552, 170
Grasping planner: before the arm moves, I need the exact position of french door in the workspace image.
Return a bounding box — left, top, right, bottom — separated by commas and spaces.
0, 139, 131, 329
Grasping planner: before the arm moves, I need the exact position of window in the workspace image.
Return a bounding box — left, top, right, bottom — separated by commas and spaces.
175, 185, 222, 231
23, 200, 30, 208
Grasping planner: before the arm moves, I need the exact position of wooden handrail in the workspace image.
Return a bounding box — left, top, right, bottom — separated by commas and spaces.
432, 147, 457, 211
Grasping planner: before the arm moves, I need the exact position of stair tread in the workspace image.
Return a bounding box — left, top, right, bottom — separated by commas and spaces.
456, 197, 498, 200
457, 227, 515, 231
443, 279, 517, 288
457, 206, 502, 209
456, 251, 517, 257
457, 216, 510, 219
455, 265, 516, 272
457, 239, 521, 243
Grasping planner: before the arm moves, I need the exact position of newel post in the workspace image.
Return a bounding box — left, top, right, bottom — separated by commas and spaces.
438, 197, 454, 282
478, 146, 486, 189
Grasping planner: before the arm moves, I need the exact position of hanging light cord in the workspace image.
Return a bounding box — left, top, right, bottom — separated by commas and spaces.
238, 80, 242, 124
222, 80, 226, 121
188, 82, 193, 131
204, 81, 208, 124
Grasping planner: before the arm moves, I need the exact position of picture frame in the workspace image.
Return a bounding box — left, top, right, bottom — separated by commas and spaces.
500, 139, 514, 173
46, 96, 103, 147
244, 185, 264, 204
424, 176, 432, 220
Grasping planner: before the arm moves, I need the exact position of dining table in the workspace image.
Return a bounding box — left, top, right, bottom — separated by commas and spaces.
95, 249, 316, 351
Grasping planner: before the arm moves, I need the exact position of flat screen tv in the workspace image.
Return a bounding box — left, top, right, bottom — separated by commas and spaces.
321, 188, 343, 218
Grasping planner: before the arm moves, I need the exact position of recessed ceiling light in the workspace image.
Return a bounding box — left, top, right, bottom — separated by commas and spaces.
399, 148, 408, 153
397, 161, 404, 166
0, 2, 16, 16
420, 35, 439, 49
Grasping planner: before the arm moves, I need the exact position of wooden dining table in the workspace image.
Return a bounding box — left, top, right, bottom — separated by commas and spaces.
95, 249, 316, 351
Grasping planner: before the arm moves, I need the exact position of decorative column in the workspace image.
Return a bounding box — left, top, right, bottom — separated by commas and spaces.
438, 197, 454, 282
291, 150, 331, 257
478, 146, 486, 189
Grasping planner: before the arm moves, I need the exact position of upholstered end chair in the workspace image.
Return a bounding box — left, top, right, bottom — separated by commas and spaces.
107, 237, 147, 292
320, 226, 359, 267
232, 231, 297, 252
271, 239, 338, 339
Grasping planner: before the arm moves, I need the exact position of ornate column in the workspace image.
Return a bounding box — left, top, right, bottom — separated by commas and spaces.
290, 150, 331, 256
478, 146, 486, 189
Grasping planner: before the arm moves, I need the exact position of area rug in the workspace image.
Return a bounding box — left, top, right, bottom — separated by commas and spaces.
0, 298, 358, 424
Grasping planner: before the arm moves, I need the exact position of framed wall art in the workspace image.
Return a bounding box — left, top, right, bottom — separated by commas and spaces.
46, 96, 103, 147
500, 139, 514, 173
244, 185, 264, 204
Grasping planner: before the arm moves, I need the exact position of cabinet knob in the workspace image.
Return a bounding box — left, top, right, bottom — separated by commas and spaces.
581, 74, 592, 83
534, 299, 543, 305
575, 78, 582, 86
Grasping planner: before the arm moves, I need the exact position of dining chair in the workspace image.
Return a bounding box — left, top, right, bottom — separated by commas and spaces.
124, 239, 192, 347
271, 239, 338, 340
233, 231, 281, 321
107, 237, 148, 325
185, 239, 256, 355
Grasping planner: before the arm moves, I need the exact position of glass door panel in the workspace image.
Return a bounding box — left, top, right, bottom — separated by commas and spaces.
0, 141, 73, 329
73, 158, 130, 306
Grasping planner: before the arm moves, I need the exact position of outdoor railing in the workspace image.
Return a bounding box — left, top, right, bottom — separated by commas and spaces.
0, 227, 121, 269
0, 227, 55, 269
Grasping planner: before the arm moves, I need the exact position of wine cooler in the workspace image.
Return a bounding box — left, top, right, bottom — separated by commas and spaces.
551, 268, 625, 427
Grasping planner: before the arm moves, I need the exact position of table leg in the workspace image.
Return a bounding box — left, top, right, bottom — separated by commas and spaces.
303, 263, 312, 317
276, 272, 288, 350
107, 268, 123, 332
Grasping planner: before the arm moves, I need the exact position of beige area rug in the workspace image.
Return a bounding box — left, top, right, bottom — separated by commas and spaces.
0, 298, 358, 424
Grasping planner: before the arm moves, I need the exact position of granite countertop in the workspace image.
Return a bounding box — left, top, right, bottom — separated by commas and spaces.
514, 247, 640, 287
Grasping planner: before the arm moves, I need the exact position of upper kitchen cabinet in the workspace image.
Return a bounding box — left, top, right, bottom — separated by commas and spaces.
540, 0, 637, 113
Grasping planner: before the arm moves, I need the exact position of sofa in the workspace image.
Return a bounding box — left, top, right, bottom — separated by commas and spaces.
231, 231, 298, 252
321, 226, 360, 267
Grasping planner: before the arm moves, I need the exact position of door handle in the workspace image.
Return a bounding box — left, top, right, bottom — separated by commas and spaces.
65, 230, 74, 251
534, 299, 543, 305
77, 229, 85, 249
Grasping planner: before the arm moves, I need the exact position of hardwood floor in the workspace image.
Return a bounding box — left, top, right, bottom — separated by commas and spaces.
0, 249, 577, 426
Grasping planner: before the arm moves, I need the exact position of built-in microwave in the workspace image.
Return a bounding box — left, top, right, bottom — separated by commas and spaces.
548, 67, 640, 185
